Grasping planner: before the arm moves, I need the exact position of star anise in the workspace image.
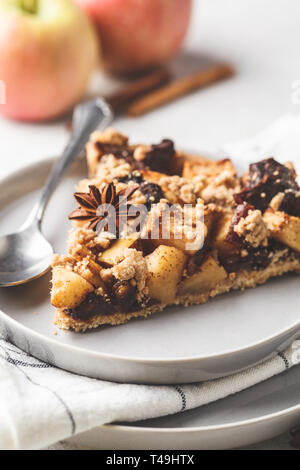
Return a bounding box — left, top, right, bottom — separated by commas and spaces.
69, 183, 138, 233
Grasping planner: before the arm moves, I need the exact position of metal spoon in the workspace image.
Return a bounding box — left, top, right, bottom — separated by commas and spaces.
0, 98, 113, 287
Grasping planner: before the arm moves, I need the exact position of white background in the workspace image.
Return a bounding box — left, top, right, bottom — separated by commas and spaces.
0, 0, 299, 450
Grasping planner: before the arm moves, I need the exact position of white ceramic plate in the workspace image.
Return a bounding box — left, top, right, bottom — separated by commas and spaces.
0, 157, 299, 384
68, 364, 300, 449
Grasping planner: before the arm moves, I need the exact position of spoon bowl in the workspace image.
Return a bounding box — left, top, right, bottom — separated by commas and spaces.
0, 223, 53, 287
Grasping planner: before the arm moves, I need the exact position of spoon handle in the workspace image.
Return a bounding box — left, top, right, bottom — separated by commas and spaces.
24, 98, 113, 228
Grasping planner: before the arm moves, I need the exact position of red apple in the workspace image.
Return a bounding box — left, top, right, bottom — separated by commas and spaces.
0, 0, 99, 121
74, 0, 192, 74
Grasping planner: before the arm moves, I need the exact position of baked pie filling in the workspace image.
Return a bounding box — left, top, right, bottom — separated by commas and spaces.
51, 129, 300, 332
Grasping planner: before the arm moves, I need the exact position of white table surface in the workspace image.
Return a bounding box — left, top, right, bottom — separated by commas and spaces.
1, 0, 299, 451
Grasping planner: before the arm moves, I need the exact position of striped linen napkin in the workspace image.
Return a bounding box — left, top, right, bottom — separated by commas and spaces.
0, 335, 299, 450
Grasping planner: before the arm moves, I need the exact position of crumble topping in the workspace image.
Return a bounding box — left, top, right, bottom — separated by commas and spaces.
101, 248, 147, 299
130, 189, 148, 205
68, 227, 115, 259
192, 174, 207, 191
94, 154, 131, 181
201, 183, 237, 207
133, 145, 150, 162
234, 209, 268, 247
90, 128, 129, 147
263, 208, 287, 232
214, 170, 237, 187
159, 175, 202, 204
52, 254, 76, 271
198, 170, 240, 207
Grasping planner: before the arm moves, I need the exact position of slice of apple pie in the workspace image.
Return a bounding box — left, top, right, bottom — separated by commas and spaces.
51, 129, 300, 332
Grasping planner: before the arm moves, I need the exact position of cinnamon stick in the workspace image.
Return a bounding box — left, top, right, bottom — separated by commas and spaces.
126, 63, 235, 117
107, 68, 171, 114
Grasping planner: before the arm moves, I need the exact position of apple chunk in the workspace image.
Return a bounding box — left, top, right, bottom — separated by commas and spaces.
264, 209, 300, 252
178, 256, 227, 295
211, 213, 237, 257
146, 245, 187, 304
98, 234, 141, 266
51, 267, 93, 309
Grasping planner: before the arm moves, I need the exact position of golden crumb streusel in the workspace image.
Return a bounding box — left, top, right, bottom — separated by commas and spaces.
234, 209, 269, 247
